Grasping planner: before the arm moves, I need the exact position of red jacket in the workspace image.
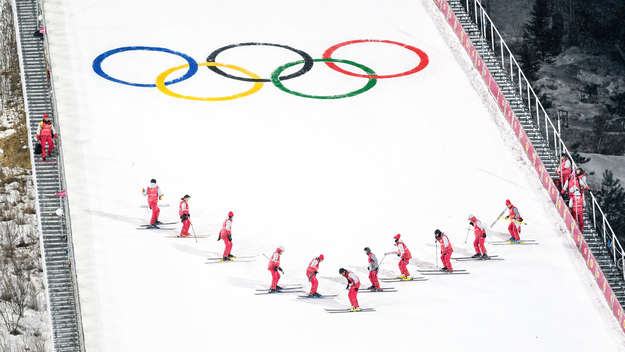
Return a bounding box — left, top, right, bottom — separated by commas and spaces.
345, 271, 360, 288
268, 249, 281, 270
306, 257, 321, 276
470, 217, 486, 237
145, 185, 160, 204
220, 218, 232, 239
396, 240, 412, 260
437, 234, 453, 254
179, 200, 189, 216
557, 158, 571, 185
508, 205, 521, 221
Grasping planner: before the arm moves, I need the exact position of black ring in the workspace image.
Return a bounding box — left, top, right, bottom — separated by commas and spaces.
206, 42, 314, 83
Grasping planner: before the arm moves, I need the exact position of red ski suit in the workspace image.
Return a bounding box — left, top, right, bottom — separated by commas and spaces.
367, 252, 381, 289
471, 217, 487, 255
564, 173, 588, 229
507, 205, 522, 241
557, 158, 571, 191
268, 249, 282, 290
437, 234, 453, 271
143, 184, 162, 225
396, 240, 412, 277
306, 257, 321, 294
343, 271, 360, 309
178, 200, 190, 237
220, 218, 233, 258
36, 120, 56, 159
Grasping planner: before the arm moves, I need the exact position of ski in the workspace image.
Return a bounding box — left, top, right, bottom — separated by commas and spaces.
499, 216, 527, 225
164, 235, 211, 238
418, 269, 467, 272
255, 285, 302, 292
255, 290, 304, 295
325, 308, 375, 314
489, 239, 536, 244
491, 241, 539, 246
358, 288, 397, 293
140, 222, 177, 227
421, 271, 471, 275
452, 255, 499, 260
453, 257, 504, 261
379, 277, 428, 282
204, 259, 255, 264
136, 227, 175, 231
296, 294, 339, 299
206, 255, 256, 260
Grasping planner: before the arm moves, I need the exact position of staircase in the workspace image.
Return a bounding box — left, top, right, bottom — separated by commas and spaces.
446, 0, 625, 306
11, 0, 86, 351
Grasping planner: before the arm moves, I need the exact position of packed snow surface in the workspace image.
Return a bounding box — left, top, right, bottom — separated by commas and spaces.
43, 0, 624, 350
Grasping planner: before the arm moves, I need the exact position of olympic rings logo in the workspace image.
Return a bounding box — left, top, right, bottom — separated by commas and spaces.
92, 39, 429, 101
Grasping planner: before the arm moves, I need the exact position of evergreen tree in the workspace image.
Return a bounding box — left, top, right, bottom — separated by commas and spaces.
523, 0, 551, 61
597, 170, 625, 244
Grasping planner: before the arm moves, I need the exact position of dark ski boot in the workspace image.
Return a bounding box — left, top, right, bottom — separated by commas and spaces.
481, 254, 490, 260
471, 253, 482, 258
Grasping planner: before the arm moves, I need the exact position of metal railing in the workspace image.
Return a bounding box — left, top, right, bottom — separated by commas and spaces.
35, 0, 87, 349
460, 0, 625, 276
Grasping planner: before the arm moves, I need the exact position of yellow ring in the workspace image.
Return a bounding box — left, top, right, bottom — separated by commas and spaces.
156, 62, 263, 101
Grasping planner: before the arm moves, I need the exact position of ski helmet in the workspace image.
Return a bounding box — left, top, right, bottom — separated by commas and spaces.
339, 268, 347, 275
467, 214, 474, 221
43, 113, 49, 118
228, 211, 234, 217
576, 168, 584, 175
318, 254, 324, 261
181, 194, 191, 200
434, 229, 442, 237
150, 178, 157, 184
505, 199, 512, 207
394, 234, 401, 241
278, 245, 285, 252
364, 247, 371, 253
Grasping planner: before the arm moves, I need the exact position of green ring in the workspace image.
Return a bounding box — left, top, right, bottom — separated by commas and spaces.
271, 58, 377, 99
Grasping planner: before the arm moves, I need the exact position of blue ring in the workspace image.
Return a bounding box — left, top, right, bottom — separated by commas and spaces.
92, 46, 198, 87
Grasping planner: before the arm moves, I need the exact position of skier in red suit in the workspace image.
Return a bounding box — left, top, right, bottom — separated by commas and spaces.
563, 168, 588, 229
306, 254, 324, 297
218, 211, 234, 261
394, 234, 412, 279
364, 247, 381, 291
556, 154, 572, 191
435, 229, 453, 271
339, 268, 361, 311
36, 113, 56, 160
505, 199, 523, 242
142, 179, 163, 228
178, 195, 191, 237
469, 214, 489, 259
268, 246, 284, 292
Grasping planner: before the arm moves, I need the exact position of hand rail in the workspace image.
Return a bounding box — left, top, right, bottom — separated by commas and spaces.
460, 0, 625, 278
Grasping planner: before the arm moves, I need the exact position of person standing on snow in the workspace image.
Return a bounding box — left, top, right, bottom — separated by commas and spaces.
306, 254, 324, 297
504, 199, 523, 243
468, 215, 489, 259
142, 179, 163, 229
178, 195, 191, 237
393, 234, 412, 280
268, 246, 285, 292
218, 211, 234, 261
364, 247, 381, 291
36, 113, 56, 161
435, 229, 454, 272
339, 268, 361, 312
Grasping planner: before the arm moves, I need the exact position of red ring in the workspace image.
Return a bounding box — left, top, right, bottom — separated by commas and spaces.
322, 39, 429, 79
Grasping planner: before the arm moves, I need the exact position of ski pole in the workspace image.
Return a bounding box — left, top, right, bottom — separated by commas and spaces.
190, 222, 198, 244
490, 207, 507, 228
464, 227, 470, 244
434, 241, 438, 269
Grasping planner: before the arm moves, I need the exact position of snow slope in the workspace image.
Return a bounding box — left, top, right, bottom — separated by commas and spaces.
43, 0, 624, 350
